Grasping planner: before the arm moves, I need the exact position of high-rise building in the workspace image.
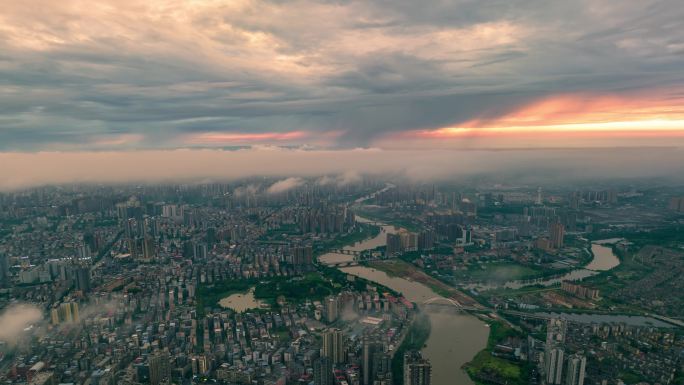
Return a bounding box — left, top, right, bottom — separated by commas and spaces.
549, 222, 565, 249
143, 237, 157, 259
544, 318, 567, 385
400, 231, 417, 252
0, 252, 8, 287
386, 233, 402, 256
326, 296, 338, 323
536, 187, 543, 205
322, 328, 345, 364
290, 245, 313, 265
75, 267, 91, 293
417, 230, 435, 250
59, 302, 73, 323
362, 335, 382, 385
149, 352, 171, 385
125, 218, 137, 239
545, 347, 564, 384
71, 302, 79, 322
51, 302, 79, 324
78, 244, 91, 260
403, 351, 431, 385
372, 352, 391, 384
50, 308, 60, 325
564, 354, 586, 385
568, 192, 580, 210
313, 357, 333, 385
668, 196, 684, 212
191, 355, 208, 375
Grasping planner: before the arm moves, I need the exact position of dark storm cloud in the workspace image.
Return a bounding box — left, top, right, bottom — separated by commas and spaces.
0, 0, 683, 150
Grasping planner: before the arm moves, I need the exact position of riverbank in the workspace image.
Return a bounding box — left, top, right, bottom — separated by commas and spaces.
197, 271, 391, 315
312, 222, 381, 257
467, 241, 622, 292
337, 257, 489, 385
352, 207, 610, 292
367, 259, 482, 308
354, 206, 423, 232
391, 312, 431, 383
320, 191, 490, 384
463, 321, 532, 385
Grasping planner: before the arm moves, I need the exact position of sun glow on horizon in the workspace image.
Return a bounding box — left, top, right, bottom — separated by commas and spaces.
185, 131, 308, 144
399, 92, 684, 142
418, 119, 684, 138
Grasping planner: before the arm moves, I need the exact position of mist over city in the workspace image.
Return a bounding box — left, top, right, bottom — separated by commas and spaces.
2, 147, 684, 192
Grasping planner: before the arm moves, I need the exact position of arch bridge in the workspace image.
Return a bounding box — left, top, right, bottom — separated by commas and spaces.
422, 297, 462, 307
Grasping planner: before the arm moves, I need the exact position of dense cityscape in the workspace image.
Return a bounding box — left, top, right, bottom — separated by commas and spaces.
0, 177, 682, 385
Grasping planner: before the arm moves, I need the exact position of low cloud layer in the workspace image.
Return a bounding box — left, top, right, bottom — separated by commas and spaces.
317, 171, 363, 187
1, 147, 683, 191
267, 177, 305, 194
0, 304, 43, 345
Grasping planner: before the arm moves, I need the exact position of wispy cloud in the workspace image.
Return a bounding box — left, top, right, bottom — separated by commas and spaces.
266, 177, 305, 194
0, 0, 683, 150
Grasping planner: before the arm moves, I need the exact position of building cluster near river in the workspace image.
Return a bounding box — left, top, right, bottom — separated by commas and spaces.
0, 179, 683, 385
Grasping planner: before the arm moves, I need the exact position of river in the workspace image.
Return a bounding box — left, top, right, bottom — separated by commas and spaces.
468, 240, 622, 291
319, 217, 400, 265
319, 199, 625, 384
320, 215, 489, 385
320, 188, 626, 384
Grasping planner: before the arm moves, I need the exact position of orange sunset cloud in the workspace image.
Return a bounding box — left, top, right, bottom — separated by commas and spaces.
387, 91, 684, 146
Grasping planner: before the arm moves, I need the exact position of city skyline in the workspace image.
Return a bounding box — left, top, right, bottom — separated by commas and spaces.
0, 172, 682, 385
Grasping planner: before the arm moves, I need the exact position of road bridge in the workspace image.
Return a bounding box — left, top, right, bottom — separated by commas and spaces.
421, 297, 485, 313
499, 310, 555, 320
328, 261, 359, 267
327, 249, 361, 256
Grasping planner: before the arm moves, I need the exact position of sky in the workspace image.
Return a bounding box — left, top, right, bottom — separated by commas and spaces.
2, 0, 684, 150
1, 1, 684, 188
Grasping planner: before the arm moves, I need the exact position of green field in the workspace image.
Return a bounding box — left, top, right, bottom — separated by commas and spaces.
466, 351, 524, 384
464, 321, 531, 385
254, 273, 340, 305
455, 261, 544, 283
588, 225, 684, 249
196, 267, 399, 316
197, 272, 342, 312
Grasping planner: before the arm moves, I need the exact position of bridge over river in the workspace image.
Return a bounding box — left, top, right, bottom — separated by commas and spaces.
422, 296, 490, 313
